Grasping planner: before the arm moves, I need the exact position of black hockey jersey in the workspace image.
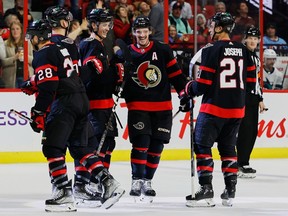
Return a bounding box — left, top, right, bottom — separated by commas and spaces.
50, 34, 80, 73
32, 42, 85, 112
189, 40, 256, 118
79, 37, 118, 110
123, 40, 187, 111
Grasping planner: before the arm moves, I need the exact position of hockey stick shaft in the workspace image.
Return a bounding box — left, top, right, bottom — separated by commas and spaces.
10, 109, 35, 123
189, 104, 196, 199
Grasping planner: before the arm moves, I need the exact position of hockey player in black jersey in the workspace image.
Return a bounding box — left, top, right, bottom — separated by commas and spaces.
44, 5, 102, 207
24, 19, 124, 212
237, 26, 267, 178
117, 16, 189, 202
183, 12, 256, 207
78, 8, 122, 172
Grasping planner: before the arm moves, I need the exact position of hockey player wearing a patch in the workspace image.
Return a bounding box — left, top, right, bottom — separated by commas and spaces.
119, 16, 188, 202
44, 6, 104, 206
79, 9, 122, 171
26, 19, 124, 212
184, 13, 256, 207
236, 26, 267, 179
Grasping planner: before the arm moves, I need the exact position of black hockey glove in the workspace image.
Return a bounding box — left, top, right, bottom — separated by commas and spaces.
21, 75, 38, 95
86, 58, 103, 75
179, 90, 193, 112
30, 107, 46, 133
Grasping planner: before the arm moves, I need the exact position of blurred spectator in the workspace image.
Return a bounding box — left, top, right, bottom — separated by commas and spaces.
4, 14, 20, 28
232, 1, 255, 42
263, 49, 284, 90
147, 0, 164, 41
0, 14, 10, 40
4, 0, 33, 24
68, 18, 89, 47
87, 0, 110, 15
113, 5, 132, 44
169, 24, 183, 43
170, 0, 193, 19
263, 23, 287, 52
138, 1, 151, 17
114, 0, 135, 20
168, 2, 192, 35
58, 0, 81, 21
1, 21, 33, 88
215, 1, 226, 13
196, 13, 208, 41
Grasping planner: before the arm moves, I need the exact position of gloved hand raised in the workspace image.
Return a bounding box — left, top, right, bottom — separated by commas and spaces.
21, 75, 38, 95
30, 107, 46, 133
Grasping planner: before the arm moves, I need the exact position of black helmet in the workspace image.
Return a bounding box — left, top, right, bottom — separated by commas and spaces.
132, 16, 151, 30
26, 19, 52, 41
245, 26, 261, 38
212, 12, 235, 33
44, 6, 73, 28
87, 9, 112, 23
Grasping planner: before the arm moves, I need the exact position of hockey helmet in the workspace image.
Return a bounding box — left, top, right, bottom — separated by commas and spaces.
87, 9, 113, 23
245, 26, 261, 38
132, 16, 151, 30
211, 12, 235, 33
26, 19, 52, 41
264, 49, 277, 59
44, 6, 73, 28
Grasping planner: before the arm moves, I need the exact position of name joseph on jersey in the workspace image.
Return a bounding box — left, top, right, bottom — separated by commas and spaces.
224, 48, 243, 56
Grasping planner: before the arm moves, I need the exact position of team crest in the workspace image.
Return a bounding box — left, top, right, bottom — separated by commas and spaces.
132, 61, 161, 89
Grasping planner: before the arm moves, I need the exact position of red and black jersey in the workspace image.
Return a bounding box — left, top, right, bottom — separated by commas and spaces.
79, 37, 118, 110
50, 34, 80, 73
123, 40, 187, 111
190, 40, 256, 118
32, 43, 85, 112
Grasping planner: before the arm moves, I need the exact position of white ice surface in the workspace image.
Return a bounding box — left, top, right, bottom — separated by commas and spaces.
0, 159, 288, 216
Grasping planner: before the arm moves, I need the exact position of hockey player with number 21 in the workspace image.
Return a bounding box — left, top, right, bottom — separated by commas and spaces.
25, 19, 124, 212
116, 16, 189, 203
182, 12, 256, 207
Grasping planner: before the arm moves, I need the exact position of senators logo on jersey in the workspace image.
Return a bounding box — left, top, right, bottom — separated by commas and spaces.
132, 61, 161, 89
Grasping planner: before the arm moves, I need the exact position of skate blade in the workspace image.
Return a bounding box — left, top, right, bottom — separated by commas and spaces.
238, 173, 256, 179
186, 198, 215, 207
222, 198, 234, 207
45, 203, 77, 212
75, 198, 102, 208
102, 188, 125, 209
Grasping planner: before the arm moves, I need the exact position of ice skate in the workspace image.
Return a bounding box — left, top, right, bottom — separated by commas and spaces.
238, 165, 256, 178
221, 186, 236, 207
140, 179, 156, 203
45, 180, 77, 212
73, 183, 102, 208
100, 170, 125, 209
186, 184, 215, 207
129, 179, 143, 202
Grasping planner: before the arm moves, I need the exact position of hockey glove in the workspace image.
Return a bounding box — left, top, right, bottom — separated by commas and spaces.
30, 107, 46, 133
179, 90, 193, 112
115, 63, 124, 83
21, 75, 38, 95
86, 58, 103, 74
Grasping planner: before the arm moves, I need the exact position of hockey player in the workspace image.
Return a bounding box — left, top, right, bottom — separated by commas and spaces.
237, 26, 267, 178
44, 5, 102, 207
78, 9, 121, 173
263, 49, 283, 90
25, 19, 124, 212
118, 16, 188, 202
183, 12, 256, 207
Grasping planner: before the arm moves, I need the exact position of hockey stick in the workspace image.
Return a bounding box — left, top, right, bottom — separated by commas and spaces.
96, 39, 132, 156
10, 109, 35, 123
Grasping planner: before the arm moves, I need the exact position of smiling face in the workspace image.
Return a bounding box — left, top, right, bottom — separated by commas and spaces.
134, 27, 151, 48
245, 36, 259, 51
10, 22, 22, 41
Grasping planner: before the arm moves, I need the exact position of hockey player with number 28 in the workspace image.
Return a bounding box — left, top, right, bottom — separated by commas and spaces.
44, 5, 103, 207
118, 16, 189, 203
183, 12, 256, 207
25, 19, 124, 212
